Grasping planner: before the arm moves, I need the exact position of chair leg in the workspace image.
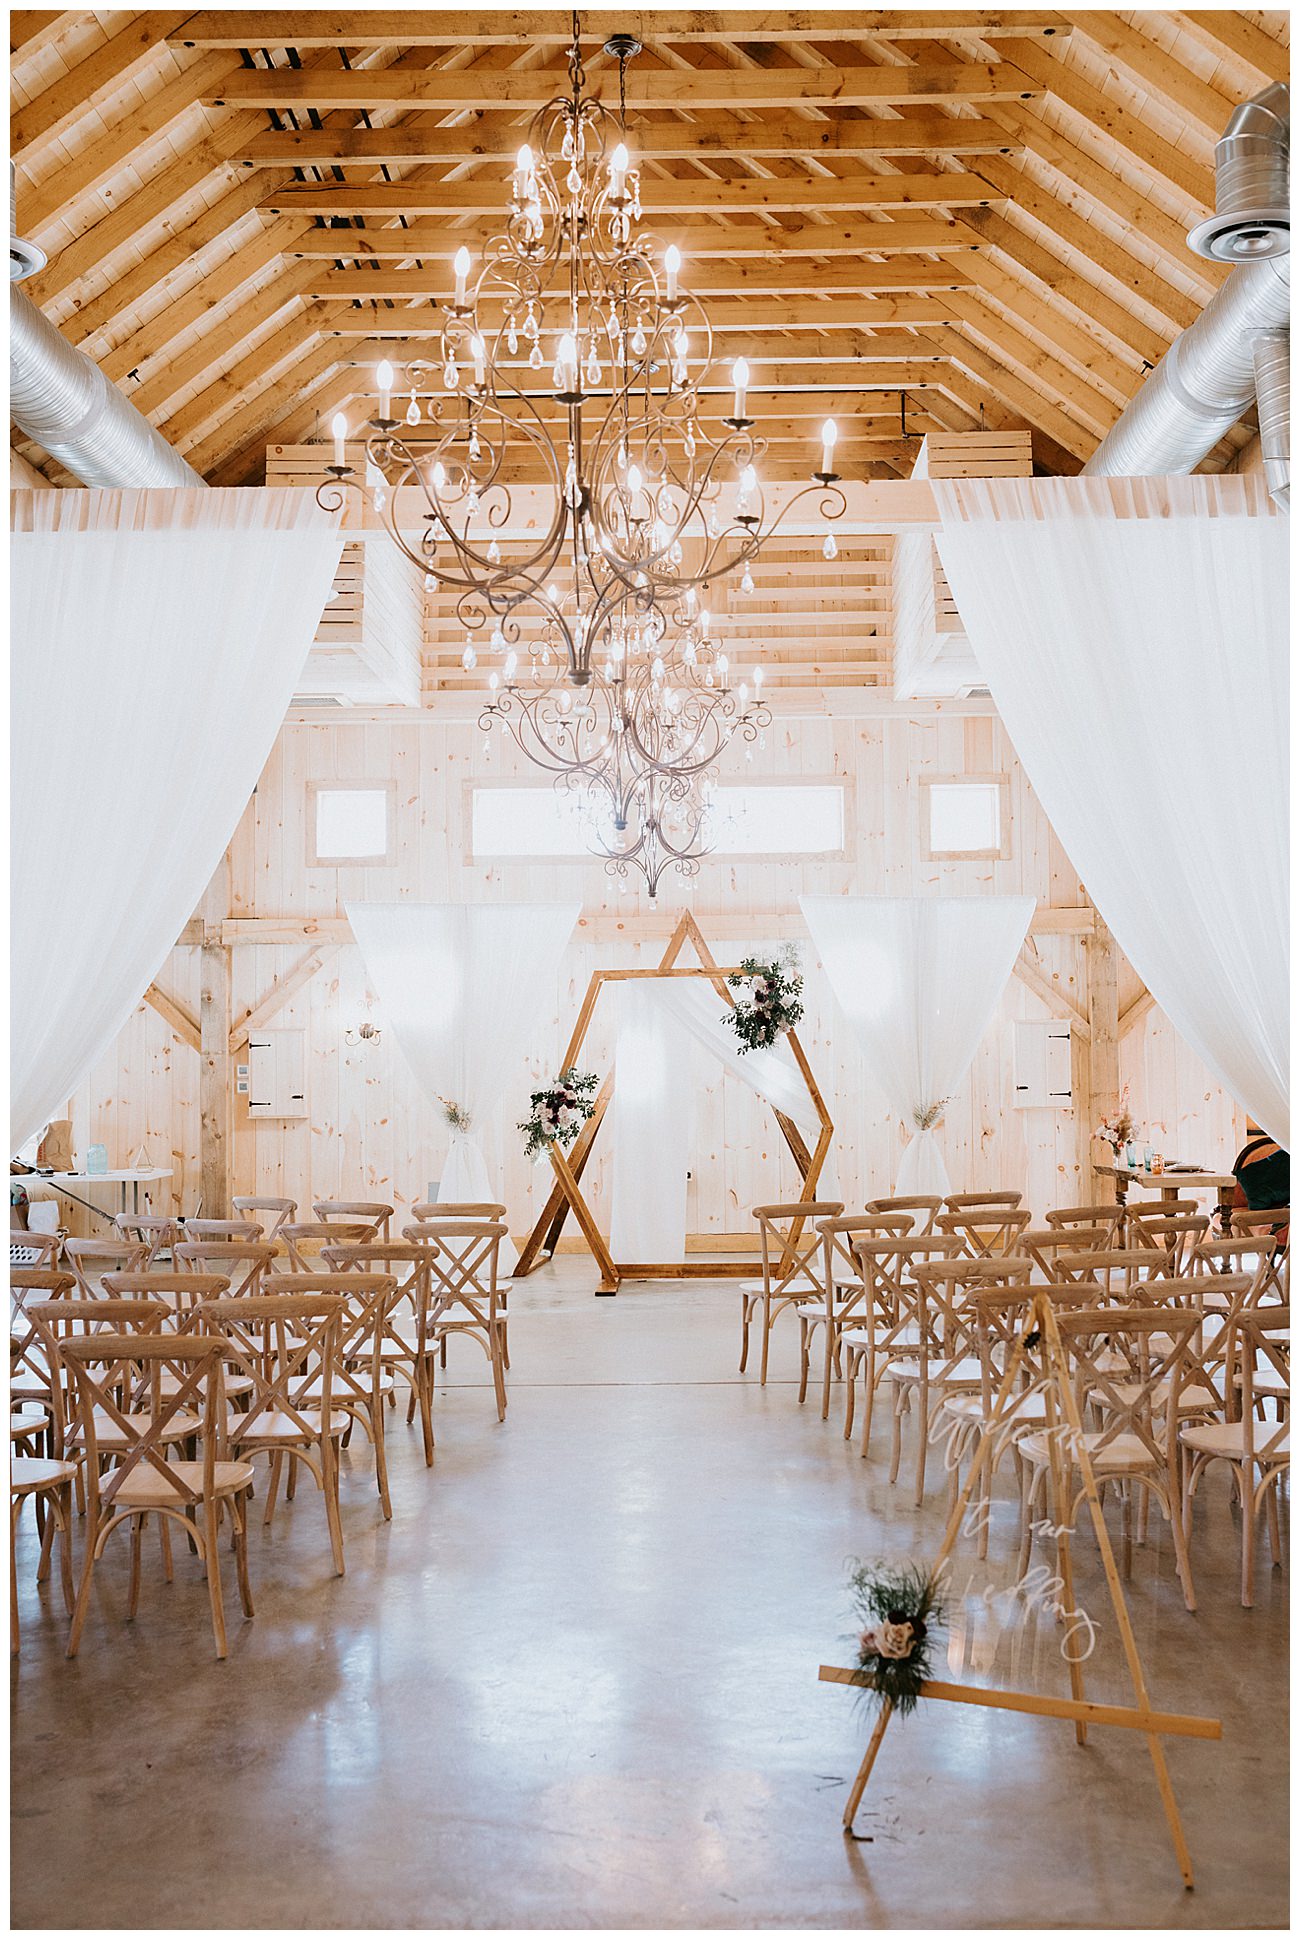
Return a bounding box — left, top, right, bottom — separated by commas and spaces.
738, 1297, 751, 1375
492, 1335, 508, 1423
417, 1362, 435, 1468
914, 1383, 929, 1507
233, 1493, 255, 1620
263, 1451, 284, 1527
860, 1356, 877, 1460
10, 1499, 21, 1656
66, 1519, 101, 1659
57, 1486, 75, 1616
202, 1499, 229, 1660
128, 1516, 143, 1619
372, 1400, 392, 1520
322, 1442, 345, 1577
821, 1319, 835, 1423
1241, 1465, 1258, 1608
759, 1293, 772, 1387
1264, 1475, 1283, 1568
159, 1512, 174, 1583
888, 1387, 905, 1487
797, 1320, 811, 1406
842, 1350, 857, 1443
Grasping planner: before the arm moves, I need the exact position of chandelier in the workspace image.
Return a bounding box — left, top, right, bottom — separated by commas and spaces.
319, 13, 846, 897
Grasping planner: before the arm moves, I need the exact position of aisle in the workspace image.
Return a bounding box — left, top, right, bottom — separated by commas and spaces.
11, 1270, 1289, 1930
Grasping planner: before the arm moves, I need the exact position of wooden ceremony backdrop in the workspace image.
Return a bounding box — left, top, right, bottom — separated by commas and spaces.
514, 911, 834, 1295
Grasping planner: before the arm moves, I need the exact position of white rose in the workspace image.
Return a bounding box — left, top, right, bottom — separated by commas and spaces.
875, 1620, 915, 1661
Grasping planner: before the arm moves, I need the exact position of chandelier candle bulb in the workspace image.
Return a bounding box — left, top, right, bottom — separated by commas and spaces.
376, 361, 394, 421
555, 332, 580, 398
330, 412, 347, 469
471, 335, 487, 386
664, 243, 681, 303
821, 417, 838, 476
453, 245, 471, 308
609, 141, 629, 198
731, 357, 750, 422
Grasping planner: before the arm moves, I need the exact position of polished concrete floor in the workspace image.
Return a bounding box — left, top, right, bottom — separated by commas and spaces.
11, 1268, 1290, 1930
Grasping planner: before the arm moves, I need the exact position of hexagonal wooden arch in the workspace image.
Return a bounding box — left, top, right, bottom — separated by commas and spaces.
513, 911, 834, 1295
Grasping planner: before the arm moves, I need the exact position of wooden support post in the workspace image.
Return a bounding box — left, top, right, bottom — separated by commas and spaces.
1085, 909, 1120, 1204
198, 859, 232, 1218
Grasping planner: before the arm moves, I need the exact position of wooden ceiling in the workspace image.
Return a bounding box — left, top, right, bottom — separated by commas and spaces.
10, 8, 1291, 488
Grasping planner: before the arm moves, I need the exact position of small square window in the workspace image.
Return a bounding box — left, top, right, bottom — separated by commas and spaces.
308, 784, 394, 865
921, 777, 1010, 860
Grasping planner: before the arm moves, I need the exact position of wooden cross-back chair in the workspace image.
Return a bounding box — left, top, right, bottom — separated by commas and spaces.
173, 1239, 277, 1298
1044, 1202, 1125, 1245
405, 1215, 515, 1372
738, 1199, 845, 1386
195, 1293, 348, 1575
274, 1272, 400, 1517
11, 1444, 78, 1655
62, 1235, 148, 1297
180, 1218, 264, 1244
10, 1231, 62, 1273
231, 1196, 297, 1240
31, 1297, 192, 1470
1181, 1306, 1290, 1607
314, 1200, 394, 1241
10, 1268, 76, 1426
1017, 1227, 1113, 1279
113, 1214, 179, 1264
1190, 1233, 1286, 1310
404, 1220, 511, 1422
1124, 1210, 1209, 1274
937, 1205, 1032, 1260
61, 1331, 254, 1659
279, 1221, 378, 1272
322, 1242, 436, 1466
1017, 1306, 1204, 1609
838, 1233, 965, 1458
1229, 1209, 1289, 1294
891, 1257, 1033, 1505
1048, 1247, 1164, 1298
801, 1213, 913, 1420
864, 1195, 944, 1236
102, 1270, 232, 1322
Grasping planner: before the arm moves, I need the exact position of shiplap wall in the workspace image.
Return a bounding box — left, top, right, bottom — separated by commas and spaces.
65, 705, 1244, 1239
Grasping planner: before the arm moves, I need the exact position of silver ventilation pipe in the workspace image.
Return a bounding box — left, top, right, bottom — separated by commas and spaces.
10, 283, 202, 488
1253, 328, 1290, 507
1085, 85, 1289, 504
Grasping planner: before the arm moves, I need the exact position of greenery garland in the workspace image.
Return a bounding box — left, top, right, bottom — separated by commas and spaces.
519, 1067, 599, 1161
847, 1562, 944, 1717
725, 951, 804, 1054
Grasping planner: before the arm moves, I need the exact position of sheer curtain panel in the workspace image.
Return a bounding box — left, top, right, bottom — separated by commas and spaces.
346, 901, 579, 1263
801, 896, 1034, 1194
933, 474, 1288, 1147
11, 488, 344, 1151
609, 983, 692, 1264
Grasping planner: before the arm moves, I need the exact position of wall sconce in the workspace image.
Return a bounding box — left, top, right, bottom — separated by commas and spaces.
345, 1021, 383, 1048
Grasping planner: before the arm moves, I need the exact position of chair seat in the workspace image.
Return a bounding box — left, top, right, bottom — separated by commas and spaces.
10, 1410, 48, 1439
1179, 1420, 1290, 1462
941, 1391, 1047, 1427
110, 1459, 255, 1508
11, 1456, 79, 1497
1101, 1379, 1219, 1415
887, 1356, 982, 1389
1020, 1429, 1156, 1474
229, 1409, 342, 1446
75, 1408, 201, 1449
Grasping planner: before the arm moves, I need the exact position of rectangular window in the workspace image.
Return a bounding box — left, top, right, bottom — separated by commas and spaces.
471, 784, 845, 859
921, 776, 1011, 860
308, 783, 394, 864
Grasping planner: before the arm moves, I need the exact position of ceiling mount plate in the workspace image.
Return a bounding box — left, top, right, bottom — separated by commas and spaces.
603, 33, 642, 60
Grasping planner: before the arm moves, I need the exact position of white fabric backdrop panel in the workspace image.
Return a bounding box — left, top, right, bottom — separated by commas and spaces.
609, 983, 691, 1264
345, 901, 579, 1263
10, 488, 344, 1152
933, 473, 1288, 1148
801, 896, 1034, 1194
648, 979, 823, 1144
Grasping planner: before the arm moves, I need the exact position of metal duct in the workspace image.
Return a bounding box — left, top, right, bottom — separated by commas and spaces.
1253, 327, 1290, 507
1085, 86, 1289, 499
10, 283, 202, 488
1189, 81, 1290, 263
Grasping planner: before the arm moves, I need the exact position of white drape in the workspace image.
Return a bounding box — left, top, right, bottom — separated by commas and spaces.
610, 984, 691, 1264
608, 975, 827, 1263
801, 896, 1034, 1194
933, 474, 1288, 1147
346, 901, 579, 1265
11, 488, 344, 1151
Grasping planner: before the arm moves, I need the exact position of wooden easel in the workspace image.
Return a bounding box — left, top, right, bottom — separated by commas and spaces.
514, 912, 834, 1295
819, 1291, 1222, 1889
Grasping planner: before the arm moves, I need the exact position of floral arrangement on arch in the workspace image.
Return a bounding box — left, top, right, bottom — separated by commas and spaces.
1094, 1085, 1136, 1154
848, 1561, 944, 1717
519, 1067, 599, 1162
725, 949, 804, 1054
437, 1094, 472, 1134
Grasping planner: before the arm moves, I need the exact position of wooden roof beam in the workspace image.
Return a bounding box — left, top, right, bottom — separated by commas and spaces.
960, 212, 1173, 368
174, 11, 1070, 46
10, 12, 75, 59
189, 341, 347, 481
303, 261, 973, 302
260, 173, 1006, 217
208, 60, 1042, 111
231, 112, 1028, 167
283, 216, 987, 262
128, 281, 322, 423
1070, 13, 1242, 139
